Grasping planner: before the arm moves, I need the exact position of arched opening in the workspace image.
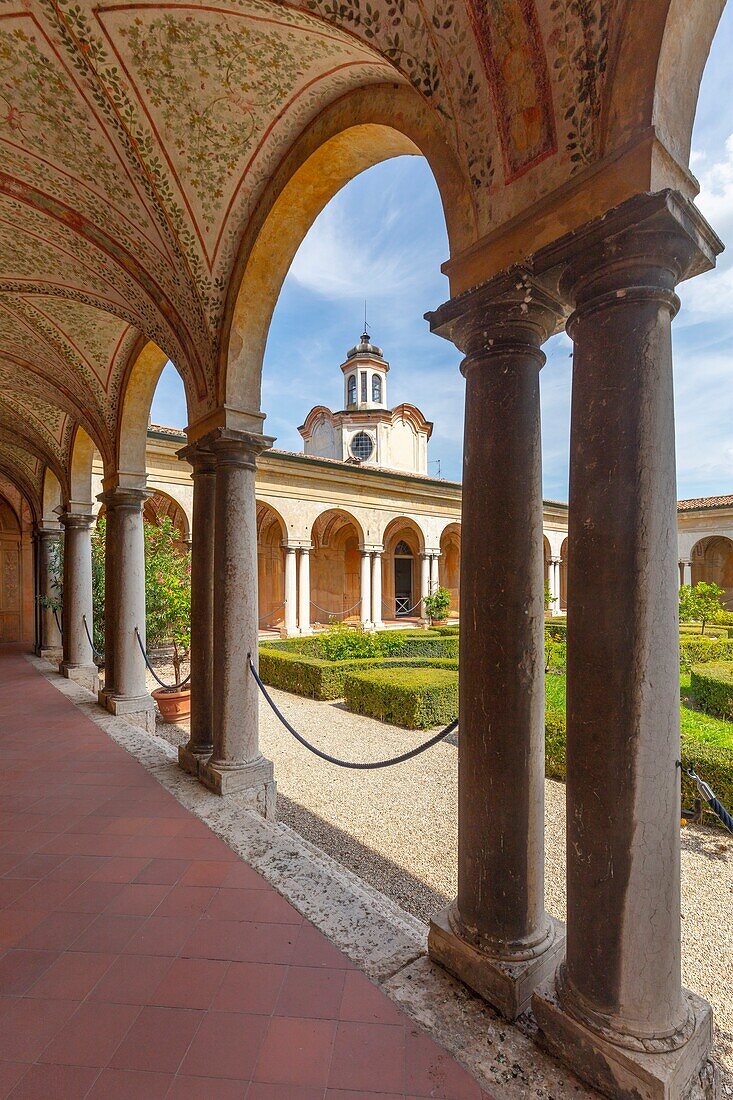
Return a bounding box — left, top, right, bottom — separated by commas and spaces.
382, 519, 425, 621
440, 524, 461, 616
0, 495, 22, 643
143, 489, 190, 549
559, 537, 569, 612
311, 510, 364, 625
691, 535, 733, 609
257, 503, 286, 632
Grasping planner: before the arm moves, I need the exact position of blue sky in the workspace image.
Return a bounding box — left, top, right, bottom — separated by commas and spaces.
153, 8, 733, 501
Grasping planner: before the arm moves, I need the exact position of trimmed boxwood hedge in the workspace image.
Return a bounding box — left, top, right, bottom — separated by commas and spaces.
258, 648, 458, 701
344, 666, 459, 729
690, 664, 733, 721
679, 637, 733, 669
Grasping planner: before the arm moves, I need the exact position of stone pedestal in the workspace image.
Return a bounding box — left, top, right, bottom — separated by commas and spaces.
58, 511, 98, 695
177, 444, 216, 777
530, 192, 722, 1098
98, 486, 155, 734
196, 429, 276, 816
426, 273, 564, 1020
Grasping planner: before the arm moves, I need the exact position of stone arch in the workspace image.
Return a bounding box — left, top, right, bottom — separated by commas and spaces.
117, 341, 192, 482
560, 536, 569, 613
382, 517, 426, 621
42, 469, 63, 526
440, 523, 461, 617
311, 508, 365, 625
143, 489, 190, 547
257, 502, 287, 632
691, 535, 733, 610
69, 427, 97, 511
602, 0, 725, 173
221, 83, 474, 420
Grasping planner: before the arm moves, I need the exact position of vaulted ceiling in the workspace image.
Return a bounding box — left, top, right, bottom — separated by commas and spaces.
0, 0, 716, 513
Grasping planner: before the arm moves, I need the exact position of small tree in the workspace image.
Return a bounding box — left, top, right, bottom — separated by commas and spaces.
144, 518, 191, 685
424, 586, 451, 623
679, 581, 725, 635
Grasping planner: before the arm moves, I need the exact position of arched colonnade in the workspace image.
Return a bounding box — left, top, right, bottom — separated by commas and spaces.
3, 3, 729, 1095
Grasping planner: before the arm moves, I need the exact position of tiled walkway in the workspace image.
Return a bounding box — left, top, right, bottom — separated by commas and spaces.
0, 648, 489, 1099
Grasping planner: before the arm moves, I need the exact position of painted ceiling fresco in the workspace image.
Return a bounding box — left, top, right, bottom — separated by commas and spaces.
0, 0, 622, 498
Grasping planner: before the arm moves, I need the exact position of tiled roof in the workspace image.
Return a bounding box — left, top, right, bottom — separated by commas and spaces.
677, 495, 733, 511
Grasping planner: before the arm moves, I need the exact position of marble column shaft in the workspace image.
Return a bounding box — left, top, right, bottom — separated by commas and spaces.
298, 547, 311, 635
426, 273, 564, 1020
198, 429, 275, 814
360, 549, 372, 627
59, 510, 97, 693
283, 546, 298, 635
35, 526, 62, 655
370, 550, 383, 629
533, 191, 722, 1100
178, 443, 216, 773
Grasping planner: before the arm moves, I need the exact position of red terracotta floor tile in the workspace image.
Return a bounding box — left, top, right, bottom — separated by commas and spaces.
0, 912, 48, 951
220, 865, 269, 890
0, 951, 60, 995
326, 1092, 405, 1100
207, 888, 302, 926
182, 920, 297, 965
0, 997, 78, 1063
86, 1067, 173, 1099
293, 924, 357, 970
248, 1086, 325, 1100
328, 1021, 405, 1095
254, 1016, 337, 1088
26, 952, 115, 1000
103, 883, 170, 917
179, 862, 236, 888
275, 965, 346, 1020
340, 972, 407, 1026
68, 913, 145, 954
133, 859, 191, 885
55, 881, 124, 914
121, 914, 199, 957
89, 857, 151, 884
38, 1001, 140, 1067
7, 1062, 98, 1099
149, 957, 229, 1009
0, 1063, 27, 1099
109, 1005, 204, 1073
212, 961, 287, 1015
179, 1010, 268, 1081
169, 1076, 247, 1098
88, 954, 173, 1005
16, 911, 96, 952
154, 885, 216, 919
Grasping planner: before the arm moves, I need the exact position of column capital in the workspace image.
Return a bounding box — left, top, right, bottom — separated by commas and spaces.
282, 540, 311, 552
541, 190, 723, 324
57, 510, 95, 530
97, 486, 150, 512
426, 268, 564, 373
33, 523, 62, 539
361, 543, 383, 555
177, 439, 217, 475
197, 427, 274, 470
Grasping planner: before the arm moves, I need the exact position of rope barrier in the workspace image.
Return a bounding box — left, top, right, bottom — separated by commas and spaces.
134, 628, 191, 692
679, 762, 733, 834
249, 654, 457, 769
310, 599, 362, 619
384, 596, 424, 616
82, 614, 104, 662
259, 602, 285, 624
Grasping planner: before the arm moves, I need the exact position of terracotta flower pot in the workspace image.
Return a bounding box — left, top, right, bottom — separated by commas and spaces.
152, 687, 191, 723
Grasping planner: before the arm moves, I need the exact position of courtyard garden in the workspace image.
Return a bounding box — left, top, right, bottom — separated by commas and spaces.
259, 587, 733, 812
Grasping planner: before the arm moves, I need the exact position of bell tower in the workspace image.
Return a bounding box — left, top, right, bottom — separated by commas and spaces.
342, 331, 389, 411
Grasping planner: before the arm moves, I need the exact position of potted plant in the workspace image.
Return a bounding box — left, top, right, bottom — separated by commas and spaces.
424, 586, 451, 625
145, 518, 192, 723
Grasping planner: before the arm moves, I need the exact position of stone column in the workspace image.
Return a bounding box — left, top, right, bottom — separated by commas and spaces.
360, 548, 372, 628
420, 552, 431, 622
178, 443, 216, 777
550, 557, 562, 614
532, 192, 721, 1099
429, 552, 440, 594
98, 486, 155, 733
35, 525, 62, 657
371, 549, 383, 630
198, 429, 276, 816
58, 511, 98, 694
298, 546, 311, 636
680, 559, 693, 587
425, 272, 564, 1020
283, 545, 298, 636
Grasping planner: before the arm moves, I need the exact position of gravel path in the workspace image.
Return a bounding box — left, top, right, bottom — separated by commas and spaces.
147, 671, 733, 1091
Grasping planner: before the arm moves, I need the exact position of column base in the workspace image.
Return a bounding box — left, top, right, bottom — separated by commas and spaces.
102, 693, 156, 734
177, 743, 212, 778
428, 905, 565, 1021
39, 646, 62, 660
59, 662, 99, 695
198, 753, 276, 818
532, 972, 718, 1100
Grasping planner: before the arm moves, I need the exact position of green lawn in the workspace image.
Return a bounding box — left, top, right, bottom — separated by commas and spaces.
545, 673, 733, 749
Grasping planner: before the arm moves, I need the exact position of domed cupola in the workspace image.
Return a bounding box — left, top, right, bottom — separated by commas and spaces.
341, 330, 389, 411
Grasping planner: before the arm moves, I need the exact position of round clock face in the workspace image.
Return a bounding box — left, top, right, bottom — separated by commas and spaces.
350, 431, 373, 461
